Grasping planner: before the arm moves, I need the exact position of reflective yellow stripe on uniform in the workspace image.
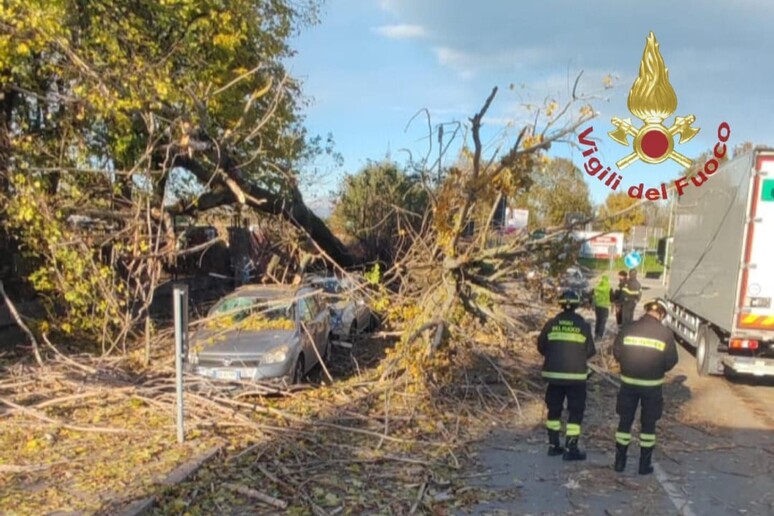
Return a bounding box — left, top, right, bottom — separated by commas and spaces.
640, 433, 656, 448
547, 332, 587, 343
615, 431, 632, 445
566, 423, 581, 437
621, 287, 640, 295
546, 420, 561, 431
542, 371, 589, 380
620, 375, 664, 386
623, 336, 666, 351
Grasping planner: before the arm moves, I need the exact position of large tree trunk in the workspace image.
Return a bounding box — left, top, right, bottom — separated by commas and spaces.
167, 156, 356, 269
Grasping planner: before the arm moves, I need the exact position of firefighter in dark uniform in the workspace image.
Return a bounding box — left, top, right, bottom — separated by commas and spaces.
537, 290, 596, 461
620, 269, 642, 327
614, 270, 627, 327
613, 300, 678, 475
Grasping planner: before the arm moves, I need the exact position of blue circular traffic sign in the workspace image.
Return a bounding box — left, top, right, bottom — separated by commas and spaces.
624, 251, 642, 269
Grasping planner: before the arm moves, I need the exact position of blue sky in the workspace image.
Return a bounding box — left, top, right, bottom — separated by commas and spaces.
289, 0, 774, 217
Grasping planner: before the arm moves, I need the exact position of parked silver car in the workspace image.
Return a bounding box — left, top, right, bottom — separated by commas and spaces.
307, 276, 376, 342
187, 284, 332, 384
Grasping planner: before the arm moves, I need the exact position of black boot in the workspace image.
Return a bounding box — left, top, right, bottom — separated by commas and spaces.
562, 437, 587, 461
614, 443, 628, 472
547, 429, 565, 456
638, 447, 654, 475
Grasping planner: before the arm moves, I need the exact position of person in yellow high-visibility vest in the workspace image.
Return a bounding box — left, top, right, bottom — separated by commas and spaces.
593, 275, 613, 339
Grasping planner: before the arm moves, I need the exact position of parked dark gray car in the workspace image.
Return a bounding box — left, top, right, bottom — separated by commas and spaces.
187, 284, 332, 384
307, 275, 377, 342
560, 266, 592, 305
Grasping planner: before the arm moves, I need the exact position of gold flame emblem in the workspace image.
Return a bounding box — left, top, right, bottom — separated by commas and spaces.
609, 32, 699, 169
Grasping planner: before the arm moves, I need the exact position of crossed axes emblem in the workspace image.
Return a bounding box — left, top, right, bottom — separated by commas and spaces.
609, 115, 700, 169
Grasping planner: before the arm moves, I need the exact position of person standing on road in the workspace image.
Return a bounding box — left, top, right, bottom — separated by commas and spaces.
614, 270, 627, 327
537, 290, 596, 461
620, 269, 642, 327
612, 300, 678, 475
593, 275, 613, 339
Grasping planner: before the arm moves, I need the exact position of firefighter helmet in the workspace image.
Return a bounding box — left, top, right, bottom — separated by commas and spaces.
558, 290, 581, 309
645, 299, 667, 319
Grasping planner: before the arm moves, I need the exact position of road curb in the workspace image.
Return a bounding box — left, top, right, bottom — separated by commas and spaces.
118, 443, 223, 516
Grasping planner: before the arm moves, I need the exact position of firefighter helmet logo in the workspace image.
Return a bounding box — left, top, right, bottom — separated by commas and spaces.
609, 32, 700, 170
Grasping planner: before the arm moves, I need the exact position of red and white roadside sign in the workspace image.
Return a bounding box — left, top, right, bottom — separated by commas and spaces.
574, 231, 625, 258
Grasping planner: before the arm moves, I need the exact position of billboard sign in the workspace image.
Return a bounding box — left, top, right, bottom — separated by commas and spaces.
505, 208, 529, 230
574, 231, 624, 258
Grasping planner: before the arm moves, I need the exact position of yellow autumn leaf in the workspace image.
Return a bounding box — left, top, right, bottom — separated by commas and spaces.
25, 438, 41, 452
546, 100, 558, 117
16, 41, 30, 56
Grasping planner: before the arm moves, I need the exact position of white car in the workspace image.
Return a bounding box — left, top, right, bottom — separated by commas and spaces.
308, 276, 377, 342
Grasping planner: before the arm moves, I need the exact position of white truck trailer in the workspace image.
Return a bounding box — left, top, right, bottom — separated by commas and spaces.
660, 147, 774, 377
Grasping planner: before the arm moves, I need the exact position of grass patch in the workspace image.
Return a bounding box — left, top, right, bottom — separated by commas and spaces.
578, 254, 664, 274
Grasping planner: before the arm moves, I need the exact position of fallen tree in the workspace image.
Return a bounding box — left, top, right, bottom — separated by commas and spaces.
340, 83, 604, 384
0, 0, 355, 353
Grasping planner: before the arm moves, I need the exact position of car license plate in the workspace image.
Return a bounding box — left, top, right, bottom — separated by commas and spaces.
216, 369, 240, 381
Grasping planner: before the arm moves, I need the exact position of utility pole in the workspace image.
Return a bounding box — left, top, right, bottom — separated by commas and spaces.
173, 283, 189, 444
662, 197, 675, 287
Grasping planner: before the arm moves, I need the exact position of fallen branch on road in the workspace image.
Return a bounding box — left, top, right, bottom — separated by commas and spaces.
0, 396, 131, 434
0, 281, 44, 367
223, 482, 288, 509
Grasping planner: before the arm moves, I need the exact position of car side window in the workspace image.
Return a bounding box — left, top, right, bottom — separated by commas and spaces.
312, 294, 326, 317
298, 297, 317, 322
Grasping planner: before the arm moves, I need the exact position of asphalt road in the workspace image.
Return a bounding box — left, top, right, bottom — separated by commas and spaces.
463, 277, 774, 516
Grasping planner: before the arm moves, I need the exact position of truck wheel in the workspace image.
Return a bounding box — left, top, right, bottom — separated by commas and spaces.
697, 325, 722, 377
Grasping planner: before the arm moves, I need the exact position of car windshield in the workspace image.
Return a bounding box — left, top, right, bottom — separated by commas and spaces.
317, 279, 342, 294
311, 278, 349, 303
211, 296, 293, 322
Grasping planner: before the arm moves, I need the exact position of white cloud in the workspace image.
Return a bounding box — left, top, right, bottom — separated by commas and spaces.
372, 24, 427, 39
432, 46, 549, 80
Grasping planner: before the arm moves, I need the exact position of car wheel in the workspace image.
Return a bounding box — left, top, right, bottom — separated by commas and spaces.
323, 335, 333, 364
292, 354, 306, 384
367, 313, 379, 332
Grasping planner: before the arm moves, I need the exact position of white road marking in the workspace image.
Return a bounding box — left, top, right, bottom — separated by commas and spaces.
653, 462, 697, 516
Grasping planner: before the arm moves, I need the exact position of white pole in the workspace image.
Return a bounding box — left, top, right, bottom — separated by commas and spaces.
173, 283, 189, 444
662, 198, 675, 288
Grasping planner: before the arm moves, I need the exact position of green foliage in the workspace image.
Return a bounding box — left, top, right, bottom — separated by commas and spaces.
363, 263, 382, 285
597, 192, 645, 233
1, 0, 319, 174
514, 157, 593, 229
0, 0, 322, 348
329, 161, 429, 263
5, 175, 127, 338
578, 254, 664, 274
